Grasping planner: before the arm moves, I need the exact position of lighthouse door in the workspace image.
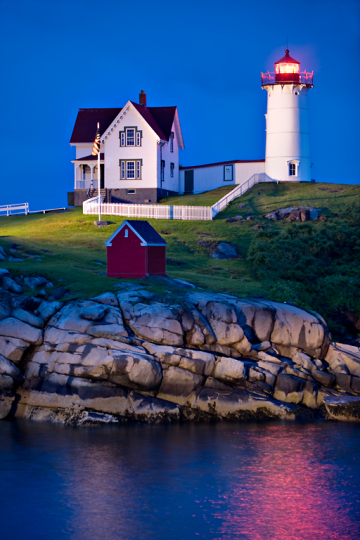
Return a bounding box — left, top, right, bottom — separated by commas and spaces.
184, 170, 194, 193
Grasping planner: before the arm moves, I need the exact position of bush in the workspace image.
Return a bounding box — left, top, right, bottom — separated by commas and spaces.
248, 205, 360, 336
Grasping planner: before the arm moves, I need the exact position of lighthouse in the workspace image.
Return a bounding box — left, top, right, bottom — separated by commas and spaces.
261, 50, 313, 182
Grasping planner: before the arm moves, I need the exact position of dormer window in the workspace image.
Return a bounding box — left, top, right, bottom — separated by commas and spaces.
119, 127, 142, 147
126, 129, 135, 146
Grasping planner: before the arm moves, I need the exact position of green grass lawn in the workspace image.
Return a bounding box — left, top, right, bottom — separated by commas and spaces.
0, 181, 359, 302
158, 185, 235, 206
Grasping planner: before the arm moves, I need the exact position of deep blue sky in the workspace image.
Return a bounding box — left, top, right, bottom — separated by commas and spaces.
1, 0, 359, 210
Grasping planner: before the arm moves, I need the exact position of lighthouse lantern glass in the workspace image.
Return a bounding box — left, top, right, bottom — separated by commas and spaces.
276, 63, 300, 75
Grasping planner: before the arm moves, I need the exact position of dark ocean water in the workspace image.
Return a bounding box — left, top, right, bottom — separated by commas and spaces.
0, 420, 359, 540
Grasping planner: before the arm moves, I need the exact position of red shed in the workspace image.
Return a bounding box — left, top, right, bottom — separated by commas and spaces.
105, 220, 167, 278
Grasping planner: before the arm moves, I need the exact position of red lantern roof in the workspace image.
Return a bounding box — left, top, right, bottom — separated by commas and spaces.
275, 49, 300, 65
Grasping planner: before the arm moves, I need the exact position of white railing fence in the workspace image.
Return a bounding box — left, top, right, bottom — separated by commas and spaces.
83, 198, 212, 221
83, 175, 275, 221
211, 173, 274, 217
0, 203, 29, 216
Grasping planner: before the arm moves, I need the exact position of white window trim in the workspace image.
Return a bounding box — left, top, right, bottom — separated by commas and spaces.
126, 128, 135, 146
126, 161, 135, 179
287, 160, 300, 177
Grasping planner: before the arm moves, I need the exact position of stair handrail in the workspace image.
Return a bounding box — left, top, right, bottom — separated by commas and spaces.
211, 173, 273, 217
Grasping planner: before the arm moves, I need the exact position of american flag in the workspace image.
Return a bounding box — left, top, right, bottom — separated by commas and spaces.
92, 122, 100, 155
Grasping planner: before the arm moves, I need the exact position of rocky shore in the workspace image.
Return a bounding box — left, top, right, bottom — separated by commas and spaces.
1, 268, 360, 425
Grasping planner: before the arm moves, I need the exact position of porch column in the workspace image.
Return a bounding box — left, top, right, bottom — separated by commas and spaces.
90, 165, 95, 189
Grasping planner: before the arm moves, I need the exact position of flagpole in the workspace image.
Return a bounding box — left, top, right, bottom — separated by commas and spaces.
98, 123, 101, 222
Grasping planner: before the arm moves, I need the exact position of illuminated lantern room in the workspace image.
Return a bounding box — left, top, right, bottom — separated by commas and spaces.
275, 49, 300, 83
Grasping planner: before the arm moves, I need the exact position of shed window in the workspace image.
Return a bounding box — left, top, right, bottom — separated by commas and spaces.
124, 229, 128, 237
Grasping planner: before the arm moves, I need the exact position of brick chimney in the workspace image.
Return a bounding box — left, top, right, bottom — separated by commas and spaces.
139, 90, 146, 107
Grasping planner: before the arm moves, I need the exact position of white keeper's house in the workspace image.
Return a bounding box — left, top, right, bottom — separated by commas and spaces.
69, 49, 313, 205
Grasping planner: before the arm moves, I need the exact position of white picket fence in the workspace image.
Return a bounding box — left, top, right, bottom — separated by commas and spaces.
0, 202, 29, 216
83, 173, 275, 221
83, 198, 212, 220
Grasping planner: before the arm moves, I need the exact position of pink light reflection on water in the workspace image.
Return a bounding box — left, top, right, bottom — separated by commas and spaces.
203, 424, 360, 540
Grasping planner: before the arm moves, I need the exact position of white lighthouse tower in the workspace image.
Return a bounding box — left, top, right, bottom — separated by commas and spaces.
262, 50, 313, 182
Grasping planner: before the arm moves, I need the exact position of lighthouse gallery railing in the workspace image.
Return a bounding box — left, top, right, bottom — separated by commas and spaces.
261, 71, 314, 86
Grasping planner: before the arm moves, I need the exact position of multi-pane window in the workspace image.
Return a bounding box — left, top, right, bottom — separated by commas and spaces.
126, 129, 135, 146
119, 160, 142, 180
170, 131, 174, 152
170, 163, 174, 178
127, 161, 135, 178
289, 163, 296, 176
119, 127, 142, 146
161, 160, 165, 182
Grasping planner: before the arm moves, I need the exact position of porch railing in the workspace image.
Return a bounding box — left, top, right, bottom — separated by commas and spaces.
75, 180, 99, 190
0, 202, 29, 216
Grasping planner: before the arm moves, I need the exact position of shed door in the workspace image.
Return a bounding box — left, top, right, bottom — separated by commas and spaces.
184, 170, 194, 193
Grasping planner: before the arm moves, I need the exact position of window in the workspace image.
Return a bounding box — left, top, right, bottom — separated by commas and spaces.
127, 189, 136, 194
289, 162, 297, 176
170, 131, 174, 152
170, 163, 174, 178
119, 127, 142, 146
119, 159, 142, 180
161, 160, 165, 183
127, 161, 135, 178
124, 229, 128, 237
126, 129, 135, 146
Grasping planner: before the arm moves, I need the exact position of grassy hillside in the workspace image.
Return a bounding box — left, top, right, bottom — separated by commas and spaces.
1, 181, 359, 336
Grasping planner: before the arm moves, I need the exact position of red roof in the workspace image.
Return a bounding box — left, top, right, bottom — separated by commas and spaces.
70, 109, 122, 143
105, 220, 167, 247
180, 159, 265, 170
70, 104, 177, 144
275, 49, 300, 65
74, 153, 104, 161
